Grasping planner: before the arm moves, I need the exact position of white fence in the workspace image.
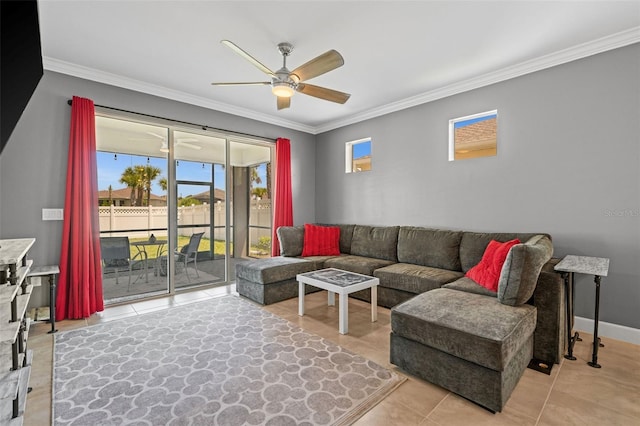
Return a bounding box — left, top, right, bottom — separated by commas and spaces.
99, 201, 272, 244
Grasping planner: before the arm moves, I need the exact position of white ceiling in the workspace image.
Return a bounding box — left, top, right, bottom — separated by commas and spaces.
38, 1, 640, 134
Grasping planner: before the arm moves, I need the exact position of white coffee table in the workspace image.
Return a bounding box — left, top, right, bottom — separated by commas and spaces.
296, 268, 379, 334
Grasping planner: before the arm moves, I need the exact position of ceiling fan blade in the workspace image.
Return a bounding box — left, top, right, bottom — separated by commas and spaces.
211, 81, 271, 86
128, 138, 157, 142
277, 96, 290, 110
297, 83, 351, 104
145, 132, 166, 140
177, 142, 202, 150
291, 50, 344, 82
221, 40, 276, 78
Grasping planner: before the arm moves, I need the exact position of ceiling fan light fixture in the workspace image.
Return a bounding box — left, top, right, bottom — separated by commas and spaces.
272, 82, 295, 98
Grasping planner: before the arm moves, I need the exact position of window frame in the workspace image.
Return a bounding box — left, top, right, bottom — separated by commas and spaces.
345, 137, 372, 173
448, 110, 498, 161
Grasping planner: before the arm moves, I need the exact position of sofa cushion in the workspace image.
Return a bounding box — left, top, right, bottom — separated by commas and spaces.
443, 277, 497, 297
235, 257, 316, 285
397, 227, 463, 271
498, 235, 554, 306
300, 254, 342, 269
276, 226, 304, 257
325, 255, 395, 276
302, 223, 341, 256
317, 224, 355, 254
466, 239, 520, 292
374, 263, 464, 294
459, 231, 550, 272
350, 225, 399, 261
391, 288, 537, 371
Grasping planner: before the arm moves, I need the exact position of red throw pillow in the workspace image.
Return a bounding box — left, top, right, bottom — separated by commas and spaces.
466, 239, 521, 292
301, 224, 341, 257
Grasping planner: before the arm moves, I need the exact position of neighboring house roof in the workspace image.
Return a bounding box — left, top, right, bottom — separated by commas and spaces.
187, 189, 226, 203
98, 187, 165, 201
454, 117, 497, 149
353, 155, 372, 171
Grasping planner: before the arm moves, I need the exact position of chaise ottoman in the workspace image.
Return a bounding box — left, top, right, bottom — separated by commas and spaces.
390, 288, 536, 412
235, 257, 320, 305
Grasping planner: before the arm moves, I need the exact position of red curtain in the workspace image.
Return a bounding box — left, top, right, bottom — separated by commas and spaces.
271, 138, 293, 256
56, 96, 104, 320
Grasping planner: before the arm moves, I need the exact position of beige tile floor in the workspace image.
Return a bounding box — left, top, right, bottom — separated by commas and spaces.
25, 286, 640, 426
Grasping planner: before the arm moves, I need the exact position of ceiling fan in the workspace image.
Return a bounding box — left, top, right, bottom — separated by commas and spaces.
212, 40, 351, 110
144, 132, 202, 152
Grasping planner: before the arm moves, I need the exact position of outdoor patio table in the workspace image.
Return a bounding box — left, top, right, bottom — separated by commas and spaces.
131, 240, 167, 282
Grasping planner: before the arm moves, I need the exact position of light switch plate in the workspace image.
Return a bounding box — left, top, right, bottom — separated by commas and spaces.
42, 208, 64, 221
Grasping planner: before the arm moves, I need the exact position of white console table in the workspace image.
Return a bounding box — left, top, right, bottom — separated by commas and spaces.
0, 238, 35, 424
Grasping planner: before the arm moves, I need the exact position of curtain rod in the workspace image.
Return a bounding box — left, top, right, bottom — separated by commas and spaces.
66, 99, 273, 142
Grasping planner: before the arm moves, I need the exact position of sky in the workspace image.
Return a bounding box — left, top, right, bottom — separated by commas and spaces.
454, 113, 497, 129
97, 152, 267, 198
353, 140, 371, 159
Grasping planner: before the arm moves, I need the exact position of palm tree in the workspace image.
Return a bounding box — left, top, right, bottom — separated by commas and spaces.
251, 164, 269, 199
120, 165, 162, 206
141, 165, 162, 206
250, 166, 262, 186
266, 163, 272, 200
120, 166, 140, 205
157, 176, 168, 205
252, 187, 268, 199
159, 177, 168, 192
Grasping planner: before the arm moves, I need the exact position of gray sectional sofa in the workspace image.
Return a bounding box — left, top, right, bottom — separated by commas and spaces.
235, 224, 566, 412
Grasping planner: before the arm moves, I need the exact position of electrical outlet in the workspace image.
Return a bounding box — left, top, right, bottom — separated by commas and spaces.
42, 208, 64, 221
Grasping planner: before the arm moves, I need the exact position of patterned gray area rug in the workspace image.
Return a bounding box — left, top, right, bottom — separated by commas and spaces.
53, 295, 405, 425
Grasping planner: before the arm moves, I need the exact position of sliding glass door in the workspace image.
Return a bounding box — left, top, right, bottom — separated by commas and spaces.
174, 131, 228, 289
229, 140, 272, 260
95, 116, 170, 303
96, 113, 273, 304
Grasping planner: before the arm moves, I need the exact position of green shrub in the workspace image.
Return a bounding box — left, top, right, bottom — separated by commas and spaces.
255, 236, 271, 252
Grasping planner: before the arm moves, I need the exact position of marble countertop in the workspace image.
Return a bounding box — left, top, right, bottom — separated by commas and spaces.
0, 239, 35, 266
555, 255, 610, 277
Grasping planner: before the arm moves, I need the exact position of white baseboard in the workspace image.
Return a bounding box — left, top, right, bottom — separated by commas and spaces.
575, 316, 640, 345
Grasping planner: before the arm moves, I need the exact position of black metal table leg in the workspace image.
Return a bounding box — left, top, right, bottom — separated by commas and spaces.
563, 272, 579, 360
588, 275, 602, 368
48, 273, 58, 334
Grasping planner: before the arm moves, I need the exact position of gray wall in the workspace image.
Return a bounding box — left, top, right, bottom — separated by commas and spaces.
0, 70, 316, 269
2, 45, 638, 330
316, 44, 640, 329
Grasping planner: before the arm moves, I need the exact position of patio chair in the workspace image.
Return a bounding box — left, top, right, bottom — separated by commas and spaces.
175, 232, 204, 281
100, 236, 143, 288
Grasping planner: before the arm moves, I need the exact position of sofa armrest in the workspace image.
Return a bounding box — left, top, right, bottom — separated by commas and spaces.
531, 258, 566, 364
498, 235, 553, 306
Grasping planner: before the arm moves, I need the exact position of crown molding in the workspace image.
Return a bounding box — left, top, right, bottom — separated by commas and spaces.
44, 27, 639, 135
42, 57, 316, 134
313, 27, 640, 134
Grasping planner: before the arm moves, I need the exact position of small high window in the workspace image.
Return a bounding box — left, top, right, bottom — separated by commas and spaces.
345, 138, 372, 173
449, 110, 497, 161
